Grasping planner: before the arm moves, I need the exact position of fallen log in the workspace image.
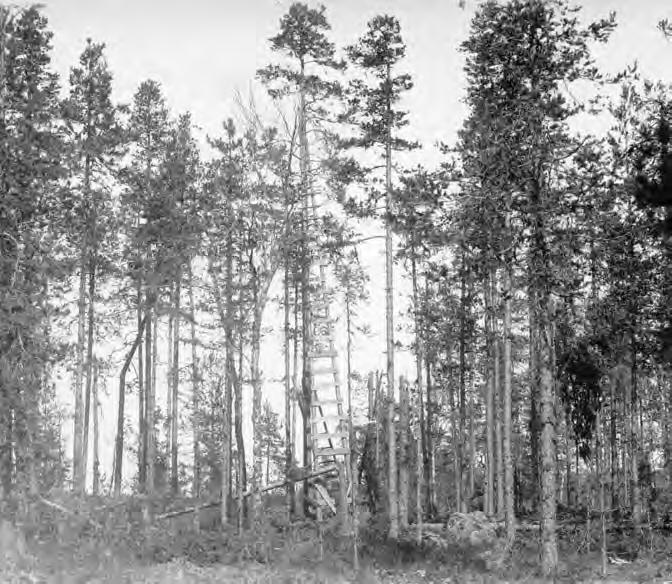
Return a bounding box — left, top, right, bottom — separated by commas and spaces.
156, 465, 339, 521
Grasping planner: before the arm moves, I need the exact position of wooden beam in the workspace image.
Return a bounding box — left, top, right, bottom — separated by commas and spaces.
155, 465, 339, 521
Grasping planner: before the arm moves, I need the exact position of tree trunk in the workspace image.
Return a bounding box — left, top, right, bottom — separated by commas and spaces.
399, 375, 409, 527
284, 259, 293, 517
137, 280, 145, 490
187, 263, 201, 499
449, 356, 461, 513
145, 301, 155, 495
234, 324, 247, 523
529, 287, 540, 513
484, 277, 495, 517
459, 254, 467, 512
384, 61, 398, 541
411, 250, 427, 512
425, 358, 436, 518
629, 342, 642, 524
610, 367, 618, 512
166, 284, 174, 471
92, 361, 100, 496
171, 274, 180, 494
250, 268, 266, 519
492, 270, 504, 518
73, 261, 86, 493
81, 260, 96, 493
114, 316, 146, 496
502, 250, 515, 545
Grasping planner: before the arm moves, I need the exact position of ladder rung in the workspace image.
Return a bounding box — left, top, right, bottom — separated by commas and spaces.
308, 349, 338, 359
315, 447, 350, 457
310, 366, 338, 376
311, 383, 341, 393
311, 399, 341, 407
313, 432, 349, 441
311, 414, 347, 425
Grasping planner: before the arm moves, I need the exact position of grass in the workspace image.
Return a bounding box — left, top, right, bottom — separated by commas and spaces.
2, 497, 672, 583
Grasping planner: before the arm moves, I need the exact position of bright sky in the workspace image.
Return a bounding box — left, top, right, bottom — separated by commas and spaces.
24, 0, 672, 489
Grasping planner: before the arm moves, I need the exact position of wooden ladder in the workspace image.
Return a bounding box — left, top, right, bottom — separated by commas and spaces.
307, 262, 350, 519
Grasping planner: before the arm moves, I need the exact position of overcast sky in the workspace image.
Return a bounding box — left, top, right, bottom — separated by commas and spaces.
36, 0, 672, 165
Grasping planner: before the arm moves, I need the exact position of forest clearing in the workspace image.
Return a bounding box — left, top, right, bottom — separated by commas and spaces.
2, 0, 672, 582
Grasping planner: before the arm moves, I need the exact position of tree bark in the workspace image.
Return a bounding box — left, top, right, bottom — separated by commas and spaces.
250, 266, 268, 519
137, 280, 145, 490
384, 60, 398, 541
92, 361, 100, 496
399, 375, 409, 527
73, 261, 86, 493
492, 270, 504, 518
629, 343, 642, 524
171, 274, 180, 494
529, 287, 540, 512
284, 258, 293, 517
145, 301, 155, 495
187, 263, 200, 499
81, 260, 96, 493
114, 316, 146, 496
459, 255, 468, 512
166, 284, 174, 472
234, 322, 247, 524
484, 277, 495, 517
502, 247, 515, 545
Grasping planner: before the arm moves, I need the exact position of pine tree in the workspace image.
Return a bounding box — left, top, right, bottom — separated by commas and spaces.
63, 38, 122, 494
345, 13, 415, 540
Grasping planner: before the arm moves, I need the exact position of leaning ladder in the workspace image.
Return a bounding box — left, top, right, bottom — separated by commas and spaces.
307, 261, 350, 525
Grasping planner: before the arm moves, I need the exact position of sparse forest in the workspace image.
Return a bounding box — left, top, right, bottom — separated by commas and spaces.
2, 1, 672, 582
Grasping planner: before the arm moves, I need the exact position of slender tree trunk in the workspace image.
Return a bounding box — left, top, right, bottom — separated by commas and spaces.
425, 358, 436, 518
250, 269, 266, 519
538, 302, 557, 576
346, 284, 359, 568
234, 324, 247, 521
610, 368, 617, 512
171, 274, 181, 494
92, 361, 100, 496
284, 259, 293, 517
114, 317, 146, 496
81, 260, 96, 492
484, 277, 495, 517
502, 247, 515, 545
145, 300, 155, 495
529, 287, 540, 512
298, 65, 313, 519
382, 60, 398, 540
458, 254, 467, 512
629, 340, 641, 524
468, 356, 476, 500
399, 375, 409, 527
74, 261, 86, 493
187, 263, 200, 499
449, 357, 461, 513
167, 284, 174, 468
292, 276, 301, 514
137, 280, 145, 490
410, 250, 427, 512
597, 407, 607, 577
415, 426, 423, 544
492, 270, 504, 518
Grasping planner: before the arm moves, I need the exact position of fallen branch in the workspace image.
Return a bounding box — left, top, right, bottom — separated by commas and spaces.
156, 465, 339, 521
38, 497, 104, 530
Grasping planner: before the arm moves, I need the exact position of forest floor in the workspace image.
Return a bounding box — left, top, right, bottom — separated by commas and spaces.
2, 496, 672, 583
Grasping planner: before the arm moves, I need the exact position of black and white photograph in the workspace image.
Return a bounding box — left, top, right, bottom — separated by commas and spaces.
1, 1, 671, 581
